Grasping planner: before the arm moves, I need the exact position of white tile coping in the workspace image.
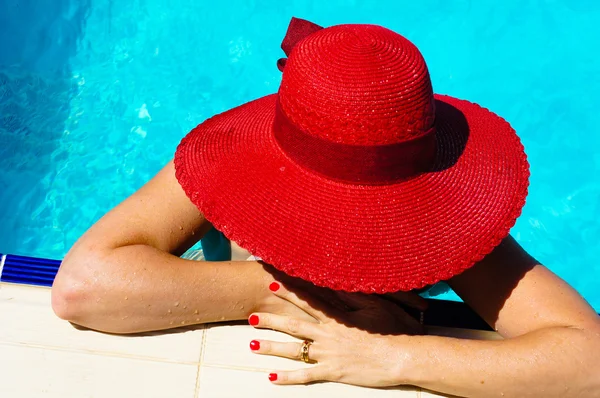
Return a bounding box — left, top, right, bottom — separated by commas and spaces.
0, 283, 206, 364
0, 254, 6, 277
0, 343, 198, 398
0, 283, 501, 397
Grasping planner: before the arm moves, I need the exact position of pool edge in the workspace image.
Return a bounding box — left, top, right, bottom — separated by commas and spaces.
0, 253, 597, 328
0, 254, 62, 287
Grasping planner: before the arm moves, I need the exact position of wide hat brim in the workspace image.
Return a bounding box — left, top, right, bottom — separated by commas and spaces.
174, 93, 529, 293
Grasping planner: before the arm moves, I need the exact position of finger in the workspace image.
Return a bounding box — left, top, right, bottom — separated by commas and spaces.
249, 313, 321, 339
249, 339, 303, 360
249, 339, 320, 361
269, 282, 343, 321
384, 291, 428, 311
268, 366, 329, 385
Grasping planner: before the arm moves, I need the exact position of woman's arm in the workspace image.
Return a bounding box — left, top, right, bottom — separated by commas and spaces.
51, 160, 309, 333
397, 322, 600, 397
449, 236, 599, 338
250, 237, 600, 397
397, 236, 600, 397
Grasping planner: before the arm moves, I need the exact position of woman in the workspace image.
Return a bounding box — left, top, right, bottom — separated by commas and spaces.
51, 18, 600, 396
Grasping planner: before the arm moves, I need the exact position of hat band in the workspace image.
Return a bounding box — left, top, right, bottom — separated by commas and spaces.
273, 100, 437, 184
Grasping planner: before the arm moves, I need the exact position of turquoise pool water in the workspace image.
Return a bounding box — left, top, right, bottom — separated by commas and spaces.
0, 0, 599, 309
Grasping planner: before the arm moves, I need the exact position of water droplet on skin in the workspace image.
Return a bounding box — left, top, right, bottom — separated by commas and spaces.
167, 310, 172, 314
174, 302, 180, 307
170, 321, 174, 325
194, 310, 199, 315
181, 321, 186, 325
124, 296, 128, 300
179, 226, 183, 230
183, 305, 187, 309
196, 318, 200, 322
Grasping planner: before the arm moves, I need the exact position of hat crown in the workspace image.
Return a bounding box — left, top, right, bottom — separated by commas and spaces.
278, 24, 436, 146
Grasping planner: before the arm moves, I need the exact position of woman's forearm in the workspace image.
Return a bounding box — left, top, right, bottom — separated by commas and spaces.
52, 244, 277, 333
398, 326, 600, 397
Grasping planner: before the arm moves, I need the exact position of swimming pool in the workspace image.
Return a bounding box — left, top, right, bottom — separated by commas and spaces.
0, 0, 599, 309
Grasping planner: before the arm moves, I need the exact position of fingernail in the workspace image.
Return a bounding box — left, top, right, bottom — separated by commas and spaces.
249, 314, 259, 326
268, 373, 278, 382
269, 282, 280, 292
249, 340, 260, 351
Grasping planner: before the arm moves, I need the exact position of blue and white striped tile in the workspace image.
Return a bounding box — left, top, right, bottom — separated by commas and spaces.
0, 254, 61, 287
0, 253, 6, 278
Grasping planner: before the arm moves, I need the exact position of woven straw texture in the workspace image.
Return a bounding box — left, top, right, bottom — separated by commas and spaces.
174, 23, 529, 293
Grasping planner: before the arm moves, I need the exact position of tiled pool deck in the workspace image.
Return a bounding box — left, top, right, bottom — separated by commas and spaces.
0, 253, 503, 397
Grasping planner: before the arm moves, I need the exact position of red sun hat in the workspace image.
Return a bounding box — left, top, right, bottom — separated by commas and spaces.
174, 18, 529, 293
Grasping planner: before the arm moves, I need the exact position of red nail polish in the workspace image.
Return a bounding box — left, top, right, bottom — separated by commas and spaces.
269, 282, 280, 292
250, 340, 260, 351
268, 373, 278, 382
249, 314, 259, 326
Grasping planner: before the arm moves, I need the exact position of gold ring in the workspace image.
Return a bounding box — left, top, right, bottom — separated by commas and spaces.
299, 340, 312, 363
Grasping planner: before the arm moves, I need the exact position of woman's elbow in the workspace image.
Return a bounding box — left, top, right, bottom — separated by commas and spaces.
51, 278, 84, 322
51, 253, 104, 323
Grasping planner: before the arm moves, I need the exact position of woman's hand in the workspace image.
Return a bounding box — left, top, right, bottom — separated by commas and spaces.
256, 265, 355, 323
248, 282, 426, 386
